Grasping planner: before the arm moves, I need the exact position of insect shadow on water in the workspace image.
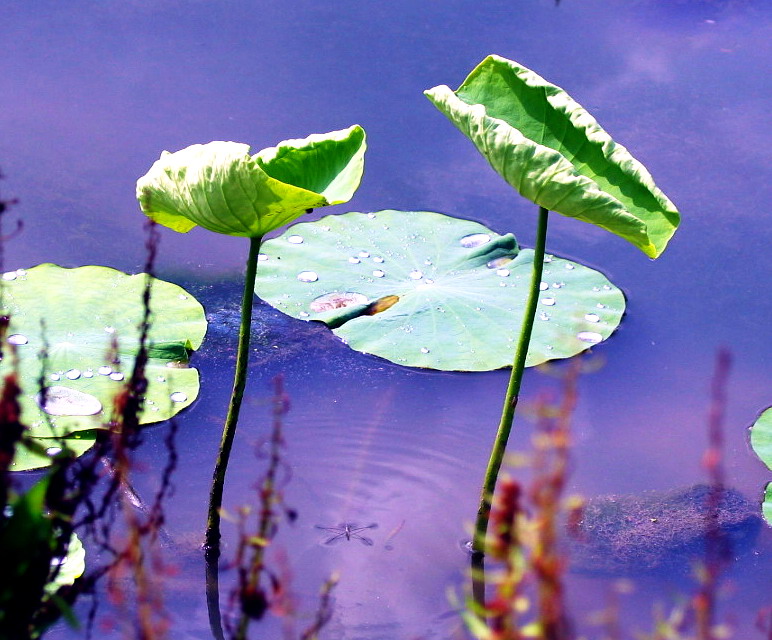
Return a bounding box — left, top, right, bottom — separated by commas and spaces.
315, 523, 378, 546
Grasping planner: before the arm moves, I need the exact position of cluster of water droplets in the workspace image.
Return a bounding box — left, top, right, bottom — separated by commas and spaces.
2, 269, 28, 281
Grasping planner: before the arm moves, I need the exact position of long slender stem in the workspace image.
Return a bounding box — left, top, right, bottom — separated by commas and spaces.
472, 206, 549, 553
205, 235, 263, 555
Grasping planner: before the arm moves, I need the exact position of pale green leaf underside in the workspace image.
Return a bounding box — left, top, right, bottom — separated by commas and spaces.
137, 125, 366, 238
425, 55, 679, 258
763, 483, 772, 526
254, 210, 625, 371
2, 264, 207, 470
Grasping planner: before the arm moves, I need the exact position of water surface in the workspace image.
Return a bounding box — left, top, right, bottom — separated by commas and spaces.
2, 0, 771, 637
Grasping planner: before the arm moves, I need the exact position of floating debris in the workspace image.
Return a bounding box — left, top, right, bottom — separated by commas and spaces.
310, 292, 369, 312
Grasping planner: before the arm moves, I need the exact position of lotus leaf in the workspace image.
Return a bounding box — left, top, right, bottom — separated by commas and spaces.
425, 55, 680, 258
1, 264, 207, 470
254, 210, 625, 371
750, 407, 772, 525
136, 125, 366, 237
45, 532, 85, 595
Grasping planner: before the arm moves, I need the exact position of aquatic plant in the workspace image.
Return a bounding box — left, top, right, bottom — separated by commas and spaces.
136, 125, 367, 551
425, 55, 680, 551
749, 407, 772, 525
0, 263, 206, 471
255, 209, 625, 371
465, 351, 743, 639
0, 224, 183, 637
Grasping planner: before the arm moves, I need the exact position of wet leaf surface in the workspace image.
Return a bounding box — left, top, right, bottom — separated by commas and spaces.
1, 264, 207, 470
254, 210, 625, 371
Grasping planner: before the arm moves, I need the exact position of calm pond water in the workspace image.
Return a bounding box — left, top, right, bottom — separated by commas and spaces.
2, 0, 771, 637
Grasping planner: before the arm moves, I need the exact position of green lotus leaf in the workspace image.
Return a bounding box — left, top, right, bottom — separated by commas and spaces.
12, 433, 98, 473
751, 407, 772, 470
254, 210, 625, 371
45, 532, 85, 595
425, 55, 680, 258
750, 407, 772, 525
136, 125, 366, 238
1, 264, 207, 470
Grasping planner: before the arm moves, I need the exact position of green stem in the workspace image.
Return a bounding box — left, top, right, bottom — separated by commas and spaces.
472, 207, 549, 553
205, 235, 263, 554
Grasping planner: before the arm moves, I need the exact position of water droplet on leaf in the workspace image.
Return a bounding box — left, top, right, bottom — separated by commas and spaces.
37, 386, 102, 416
577, 331, 603, 344
459, 233, 491, 248
297, 271, 319, 283
287, 235, 304, 244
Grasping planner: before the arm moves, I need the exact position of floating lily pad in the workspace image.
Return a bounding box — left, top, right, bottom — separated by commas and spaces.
750, 407, 772, 525
45, 532, 85, 595
254, 210, 625, 371
1, 264, 207, 470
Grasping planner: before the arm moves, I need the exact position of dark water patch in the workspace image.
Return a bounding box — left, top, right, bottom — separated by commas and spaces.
570, 483, 762, 575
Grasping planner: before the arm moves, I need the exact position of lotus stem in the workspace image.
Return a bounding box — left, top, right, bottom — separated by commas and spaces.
472, 206, 549, 553
205, 235, 263, 554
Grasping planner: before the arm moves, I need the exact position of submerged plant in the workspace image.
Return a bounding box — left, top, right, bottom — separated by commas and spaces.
425, 55, 680, 551
136, 125, 367, 551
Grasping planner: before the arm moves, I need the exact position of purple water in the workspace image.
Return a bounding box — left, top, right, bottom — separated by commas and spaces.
2, 0, 771, 637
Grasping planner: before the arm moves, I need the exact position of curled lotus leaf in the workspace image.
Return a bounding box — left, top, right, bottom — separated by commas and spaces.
254, 210, 625, 371
136, 125, 366, 238
425, 55, 680, 258
750, 407, 772, 525
1, 264, 207, 471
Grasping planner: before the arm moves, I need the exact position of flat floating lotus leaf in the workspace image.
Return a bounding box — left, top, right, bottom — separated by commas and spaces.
425, 55, 680, 258
1, 264, 207, 470
46, 532, 85, 595
11, 432, 98, 473
750, 407, 772, 525
254, 210, 625, 371
137, 125, 366, 237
